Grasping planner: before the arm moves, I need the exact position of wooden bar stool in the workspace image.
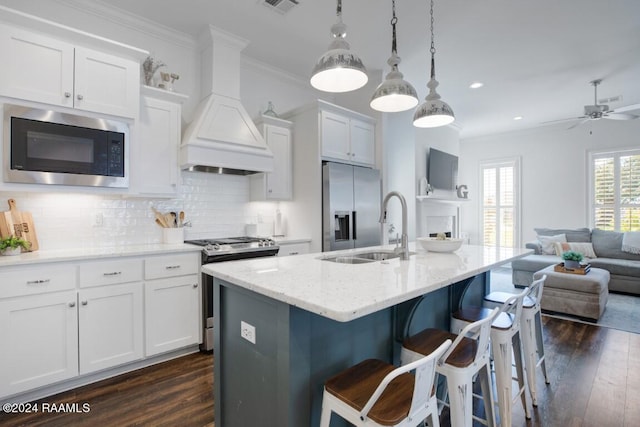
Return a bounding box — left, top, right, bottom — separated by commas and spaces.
401, 308, 500, 427
319, 340, 451, 427
483, 275, 549, 406
450, 287, 531, 426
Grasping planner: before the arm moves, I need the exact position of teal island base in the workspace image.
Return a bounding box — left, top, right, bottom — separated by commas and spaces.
212, 272, 489, 427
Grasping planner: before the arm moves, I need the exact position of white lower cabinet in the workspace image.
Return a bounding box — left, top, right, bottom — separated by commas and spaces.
78, 282, 144, 374
0, 250, 201, 400
0, 290, 78, 397
145, 275, 200, 356
144, 253, 201, 356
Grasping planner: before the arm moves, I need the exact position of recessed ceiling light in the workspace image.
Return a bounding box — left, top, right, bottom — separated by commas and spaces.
513, 116, 523, 121
469, 82, 484, 89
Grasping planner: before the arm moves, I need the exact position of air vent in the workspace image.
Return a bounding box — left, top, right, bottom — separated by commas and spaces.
261, 0, 299, 14
599, 95, 622, 104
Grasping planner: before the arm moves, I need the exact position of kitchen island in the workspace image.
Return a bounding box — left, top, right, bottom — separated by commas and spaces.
202, 243, 531, 427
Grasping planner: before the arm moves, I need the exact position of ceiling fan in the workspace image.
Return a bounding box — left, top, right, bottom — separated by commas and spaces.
544, 79, 640, 129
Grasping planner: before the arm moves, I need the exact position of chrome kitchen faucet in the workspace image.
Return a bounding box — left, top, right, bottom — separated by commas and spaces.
380, 191, 410, 260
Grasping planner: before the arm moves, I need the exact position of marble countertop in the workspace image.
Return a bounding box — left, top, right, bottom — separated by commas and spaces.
0, 243, 202, 267
203, 243, 532, 322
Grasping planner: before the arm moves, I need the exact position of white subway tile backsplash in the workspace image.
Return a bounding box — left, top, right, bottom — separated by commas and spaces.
0, 171, 275, 250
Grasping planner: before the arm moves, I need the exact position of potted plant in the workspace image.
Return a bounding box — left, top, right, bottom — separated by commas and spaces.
0, 235, 30, 256
562, 250, 583, 269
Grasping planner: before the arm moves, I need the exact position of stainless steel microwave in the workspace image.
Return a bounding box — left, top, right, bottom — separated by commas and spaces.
3, 104, 129, 188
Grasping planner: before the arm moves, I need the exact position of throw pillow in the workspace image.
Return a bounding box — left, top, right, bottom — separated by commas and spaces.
554, 242, 597, 259
538, 233, 566, 255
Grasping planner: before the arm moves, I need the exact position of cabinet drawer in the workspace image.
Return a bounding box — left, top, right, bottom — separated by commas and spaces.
145, 253, 200, 280
79, 258, 143, 288
277, 242, 310, 257
0, 264, 77, 298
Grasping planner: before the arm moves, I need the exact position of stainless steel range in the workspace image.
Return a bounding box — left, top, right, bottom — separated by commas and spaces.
185, 236, 279, 351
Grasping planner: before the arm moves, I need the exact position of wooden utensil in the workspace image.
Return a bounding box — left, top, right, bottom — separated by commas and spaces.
151, 207, 169, 228
179, 211, 185, 227
0, 199, 39, 251
164, 213, 175, 228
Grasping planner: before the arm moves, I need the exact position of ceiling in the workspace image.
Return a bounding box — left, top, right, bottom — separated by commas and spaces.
98, 0, 640, 139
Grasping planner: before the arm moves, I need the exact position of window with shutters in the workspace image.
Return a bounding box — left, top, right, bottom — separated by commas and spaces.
480, 158, 520, 248
589, 149, 640, 231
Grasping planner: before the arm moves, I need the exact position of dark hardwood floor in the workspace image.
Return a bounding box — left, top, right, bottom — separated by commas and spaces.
1, 316, 638, 426
0, 353, 214, 427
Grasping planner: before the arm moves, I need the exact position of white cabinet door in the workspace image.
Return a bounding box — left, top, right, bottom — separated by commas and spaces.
145, 275, 200, 356
133, 94, 181, 195
250, 117, 293, 201
78, 282, 144, 374
265, 124, 292, 199
320, 110, 351, 162
0, 25, 74, 108
74, 47, 139, 118
0, 291, 78, 397
350, 119, 375, 166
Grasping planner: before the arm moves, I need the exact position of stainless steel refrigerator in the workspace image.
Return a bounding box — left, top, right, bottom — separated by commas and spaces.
322, 162, 382, 251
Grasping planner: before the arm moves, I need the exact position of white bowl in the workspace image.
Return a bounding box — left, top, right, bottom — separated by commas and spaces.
417, 237, 463, 253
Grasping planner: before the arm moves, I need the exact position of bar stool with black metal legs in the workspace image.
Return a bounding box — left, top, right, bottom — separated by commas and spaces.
450, 287, 531, 426
401, 308, 500, 427
483, 275, 549, 406
319, 339, 452, 427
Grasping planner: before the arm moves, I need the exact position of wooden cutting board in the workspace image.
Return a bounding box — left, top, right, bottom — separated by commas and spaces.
0, 199, 39, 251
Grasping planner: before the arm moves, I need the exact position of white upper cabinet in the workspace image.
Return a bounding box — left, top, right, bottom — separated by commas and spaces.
349, 119, 376, 166
73, 47, 139, 118
0, 24, 139, 118
320, 110, 350, 162
132, 87, 188, 196
250, 115, 293, 201
320, 108, 375, 167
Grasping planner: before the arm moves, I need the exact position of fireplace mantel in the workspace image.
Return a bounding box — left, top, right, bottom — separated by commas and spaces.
416, 195, 471, 204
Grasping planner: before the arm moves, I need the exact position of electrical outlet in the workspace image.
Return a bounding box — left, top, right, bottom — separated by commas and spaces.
94, 212, 104, 227
240, 321, 256, 344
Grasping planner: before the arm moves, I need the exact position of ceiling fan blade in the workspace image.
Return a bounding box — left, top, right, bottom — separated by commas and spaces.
604, 113, 639, 120
540, 116, 585, 125
612, 103, 640, 114
567, 118, 590, 130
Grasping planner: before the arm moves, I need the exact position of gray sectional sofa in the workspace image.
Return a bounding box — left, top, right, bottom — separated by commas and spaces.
512, 228, 640, 295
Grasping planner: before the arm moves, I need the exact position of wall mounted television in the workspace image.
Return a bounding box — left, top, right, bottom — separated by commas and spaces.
427, 148, 458, 190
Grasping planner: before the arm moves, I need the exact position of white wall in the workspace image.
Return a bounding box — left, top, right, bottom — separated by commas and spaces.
382, 110, 461, 241
459, 119, 640, 245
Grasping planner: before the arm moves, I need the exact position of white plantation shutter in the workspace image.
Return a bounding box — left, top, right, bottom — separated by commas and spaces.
481, 159, 519, 248
620, 154, 640, 230
590, 150, 640, 232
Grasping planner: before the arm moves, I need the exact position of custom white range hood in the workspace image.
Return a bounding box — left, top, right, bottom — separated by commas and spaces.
180, 26, 273, 175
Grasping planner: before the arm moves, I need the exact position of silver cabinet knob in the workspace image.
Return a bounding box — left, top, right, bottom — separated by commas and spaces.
81, 301, 88, 306
192, 283, 198, 288
64, 92, 71, 98
77, 94, 84, 100
68, 302, 76, 308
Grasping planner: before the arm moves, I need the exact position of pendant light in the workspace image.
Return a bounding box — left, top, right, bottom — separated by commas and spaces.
413, 0, 455, 128
370, 0, 418, 112
310, 0, 368, 93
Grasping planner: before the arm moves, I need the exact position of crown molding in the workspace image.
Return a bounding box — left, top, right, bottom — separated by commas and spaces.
56, 0, 197, 50
241, 56, 309, 90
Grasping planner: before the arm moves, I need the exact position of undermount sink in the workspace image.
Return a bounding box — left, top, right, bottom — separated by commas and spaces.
320, 250, 415, 264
